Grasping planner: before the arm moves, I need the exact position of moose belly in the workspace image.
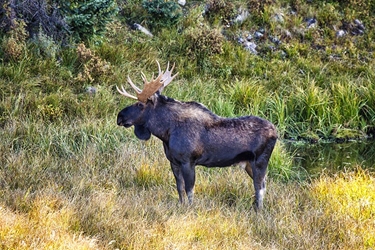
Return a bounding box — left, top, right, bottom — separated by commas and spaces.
197, 150, 255, 168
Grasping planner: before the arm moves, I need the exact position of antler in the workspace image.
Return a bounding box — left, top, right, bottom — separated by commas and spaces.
117, 61, 178, 103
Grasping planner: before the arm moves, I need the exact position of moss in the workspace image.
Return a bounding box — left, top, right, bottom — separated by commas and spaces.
332, 127, 368, 142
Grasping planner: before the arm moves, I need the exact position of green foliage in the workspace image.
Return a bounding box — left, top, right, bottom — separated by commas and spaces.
30, 27, 60, 59
61, 0, 119, 42
141, 0, 183, 30
205, 0, 237, 26
268, 142, 307, 182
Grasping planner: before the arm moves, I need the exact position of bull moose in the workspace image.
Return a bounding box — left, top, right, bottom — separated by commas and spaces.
116, 61, 277, 210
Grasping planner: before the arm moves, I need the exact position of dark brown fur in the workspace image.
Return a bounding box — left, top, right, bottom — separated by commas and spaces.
117, 95, 277, 210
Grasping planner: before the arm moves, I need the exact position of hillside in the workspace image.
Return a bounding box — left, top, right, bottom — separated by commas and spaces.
0, 0, 374, 141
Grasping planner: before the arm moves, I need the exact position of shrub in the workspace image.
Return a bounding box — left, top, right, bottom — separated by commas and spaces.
142, 0, 183, 30
30, 27, 59, 59
1, 19, 28, 62
183, 25, 225, 60
61, 0, 119, 42
0, 0, 69, 43
205, 0, 236, 25
75, 43, 111, 84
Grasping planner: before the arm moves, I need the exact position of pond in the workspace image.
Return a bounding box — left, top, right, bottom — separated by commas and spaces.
284, 139, 375, 176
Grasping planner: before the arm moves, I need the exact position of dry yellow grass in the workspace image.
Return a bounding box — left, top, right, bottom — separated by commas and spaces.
311, 169, 375, 248
0, 196, 99, 249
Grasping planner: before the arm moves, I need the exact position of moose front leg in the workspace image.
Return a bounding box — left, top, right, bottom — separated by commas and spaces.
181, 162, 196, 204
170, 162, 185, 203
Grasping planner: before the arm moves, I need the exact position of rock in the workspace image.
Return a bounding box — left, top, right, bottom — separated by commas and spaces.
254, 31, 263, 39
352, 19, 365, 35
237, 37, 245, 44
354, 19, 365, 30
86, 86, 97, 94
269, 35, 281, 45
243, 41, 257, 55
232, 9, 249, 24
272, 13, 284, 23
336, 29, 346, 38
306, 17, 317, 29
133, 23, 153, 37
178, 0, 186, 6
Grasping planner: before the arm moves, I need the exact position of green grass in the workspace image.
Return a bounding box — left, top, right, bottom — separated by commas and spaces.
1, 0, 375, 249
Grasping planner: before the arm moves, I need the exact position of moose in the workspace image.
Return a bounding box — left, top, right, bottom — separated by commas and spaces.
116, 61, 277, 210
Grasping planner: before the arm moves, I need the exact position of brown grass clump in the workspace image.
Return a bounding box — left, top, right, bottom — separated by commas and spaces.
75, 43, 111, 83
1, 19, 28, 62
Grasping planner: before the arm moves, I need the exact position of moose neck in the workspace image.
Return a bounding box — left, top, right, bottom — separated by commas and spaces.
143, 95, 219, 143
143, 96, 178, 142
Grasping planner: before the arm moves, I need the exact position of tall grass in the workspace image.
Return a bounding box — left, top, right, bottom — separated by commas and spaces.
1, 131, 374, 249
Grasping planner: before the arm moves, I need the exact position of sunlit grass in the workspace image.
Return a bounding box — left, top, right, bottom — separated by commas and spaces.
1, 119, 374, 249
311, 168, 375, 248
0, 196, 99, 250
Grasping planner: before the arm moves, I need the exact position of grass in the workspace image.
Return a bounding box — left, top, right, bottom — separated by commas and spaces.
1, 0, 375, 249
1, 116, 374, 249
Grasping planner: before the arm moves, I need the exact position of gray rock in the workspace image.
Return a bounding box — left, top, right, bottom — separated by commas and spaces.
254, 31, 263, 39
244, 41, 257, 55
336, 29, 346, 38
134, 23, 153, 37
86, 86, 97, 94
272, 13, 284, 23
232, 9, 249, 24
178, 0, 186, 6
354, 19, 365, 30
306, 17, 317, 29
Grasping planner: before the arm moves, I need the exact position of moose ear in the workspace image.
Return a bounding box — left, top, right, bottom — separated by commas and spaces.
134, 125, 151, 140
147, 94, 158, 105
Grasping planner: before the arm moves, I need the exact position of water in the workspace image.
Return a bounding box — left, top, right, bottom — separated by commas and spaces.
284, 140, 375, 175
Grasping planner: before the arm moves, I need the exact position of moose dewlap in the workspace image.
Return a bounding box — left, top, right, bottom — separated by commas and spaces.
117, 61, 277, 210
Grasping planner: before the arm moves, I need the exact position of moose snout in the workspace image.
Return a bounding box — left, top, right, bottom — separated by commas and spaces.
117, 115, 125, 126
117, 116, 124, 126
117, 115, 132, 128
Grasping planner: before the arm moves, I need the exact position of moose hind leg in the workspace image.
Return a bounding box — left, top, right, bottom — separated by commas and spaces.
171, 163, 185, 203
244, 161, 253, 179
251, 159, 268, 211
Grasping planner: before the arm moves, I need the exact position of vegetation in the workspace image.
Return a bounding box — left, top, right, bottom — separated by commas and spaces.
0, 0, 374, 249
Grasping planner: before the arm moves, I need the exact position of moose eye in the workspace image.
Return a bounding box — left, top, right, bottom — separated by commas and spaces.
137, 102, 144, 108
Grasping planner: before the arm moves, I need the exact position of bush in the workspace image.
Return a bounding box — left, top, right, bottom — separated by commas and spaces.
142, 0, 183, 30
75, 43, 111, 84
0, 0, 69, 43
1, 19, 28, 62
183, 25, 225, 60
61, 0, 119, 42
